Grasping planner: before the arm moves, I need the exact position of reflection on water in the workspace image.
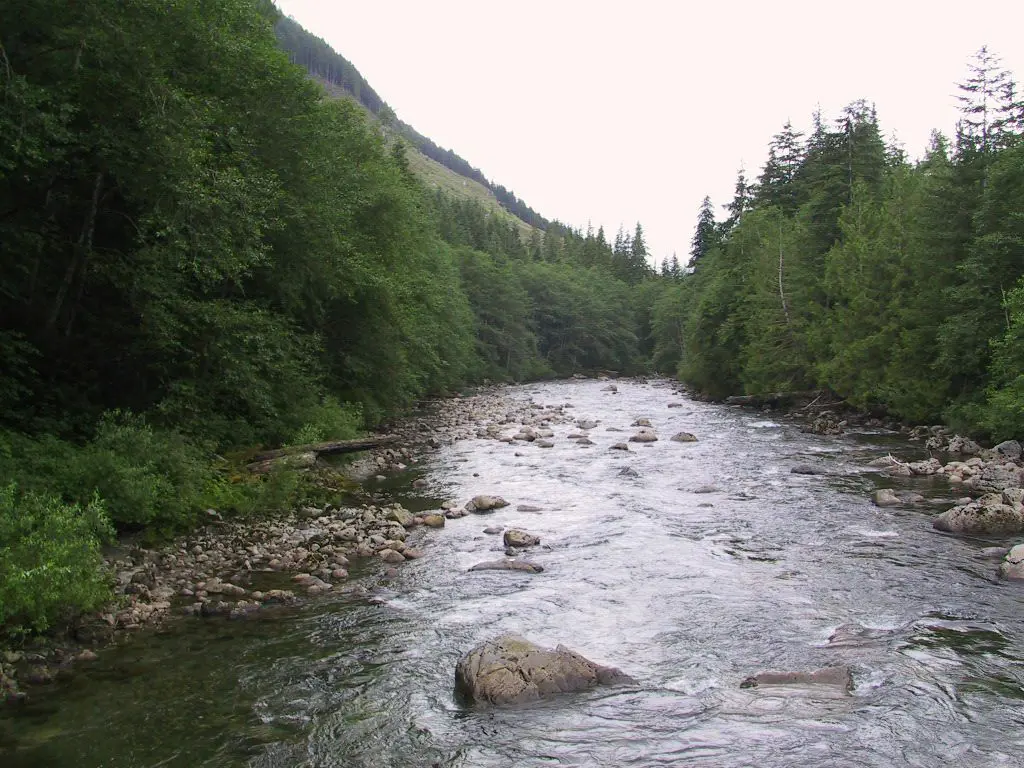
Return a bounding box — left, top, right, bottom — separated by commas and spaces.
4, 379, 1024, 767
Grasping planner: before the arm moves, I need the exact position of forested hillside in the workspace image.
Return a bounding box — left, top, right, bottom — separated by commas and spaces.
649, 48, 1024, 439
0, 0, 652, 633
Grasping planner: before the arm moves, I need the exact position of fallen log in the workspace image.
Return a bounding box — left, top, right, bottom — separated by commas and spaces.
725, 390, 826, 408
246, 435, 398, 474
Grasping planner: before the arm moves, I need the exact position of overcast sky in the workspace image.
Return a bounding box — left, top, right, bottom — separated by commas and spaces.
275, 0, 1024, 264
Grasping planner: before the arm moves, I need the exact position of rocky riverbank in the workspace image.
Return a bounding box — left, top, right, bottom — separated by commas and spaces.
0, 385, 589, 706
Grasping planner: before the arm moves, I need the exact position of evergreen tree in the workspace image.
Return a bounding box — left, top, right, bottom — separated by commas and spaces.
690, 196, 718, 265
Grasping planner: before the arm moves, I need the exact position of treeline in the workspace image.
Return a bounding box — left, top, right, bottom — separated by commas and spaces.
274, 15, 548, 229
0, 0, 650, 633
649, 48, 1024, 440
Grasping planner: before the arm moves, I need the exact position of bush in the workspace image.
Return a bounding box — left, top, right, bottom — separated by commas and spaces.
0, 484, 112, 635
288, 397, 363, 446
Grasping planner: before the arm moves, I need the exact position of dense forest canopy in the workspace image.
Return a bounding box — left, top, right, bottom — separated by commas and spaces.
648, 48, 1024, 438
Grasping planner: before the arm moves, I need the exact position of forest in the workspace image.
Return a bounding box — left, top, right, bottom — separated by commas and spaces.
649, 47, 1024, 441
0, 0, 1021, 637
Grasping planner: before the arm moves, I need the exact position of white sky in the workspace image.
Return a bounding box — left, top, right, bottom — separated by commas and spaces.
275, 0, 1024, 263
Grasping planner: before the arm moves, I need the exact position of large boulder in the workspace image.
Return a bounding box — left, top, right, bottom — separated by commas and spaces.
629, 429, 658, 443
999, 544, 1024, 580
671, 432, 698, 443
455, 635, 632, 706
995, 440, 1023, 461
466, 495, 510, 513
933, 492, 1024, 536
963, 464, 1024, 494
947, 435, 982, 455
872, 489, 901, 507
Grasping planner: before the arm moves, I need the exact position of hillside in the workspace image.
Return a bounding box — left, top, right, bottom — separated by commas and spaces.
275, 14, 546, 240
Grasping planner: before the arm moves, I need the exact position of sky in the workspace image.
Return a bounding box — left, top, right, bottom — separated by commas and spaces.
274, 0, 1024, 264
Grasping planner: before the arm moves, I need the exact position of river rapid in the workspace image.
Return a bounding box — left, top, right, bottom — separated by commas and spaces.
3, 379, 1024, 767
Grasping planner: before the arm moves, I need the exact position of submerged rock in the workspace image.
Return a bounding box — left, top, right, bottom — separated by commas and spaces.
741, 666, 853, 691
671, 432, 698, 443
791, 464, 824, 475
872, 489, 901, 507
629, 429, 658, 443
468, 559, 544, 574
455, 635, 632, 706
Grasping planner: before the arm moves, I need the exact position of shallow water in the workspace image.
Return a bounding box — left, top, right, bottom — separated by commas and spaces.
4, 379, 1024, 767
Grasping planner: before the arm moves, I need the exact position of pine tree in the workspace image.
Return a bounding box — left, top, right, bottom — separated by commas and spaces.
690, 196, 718, 265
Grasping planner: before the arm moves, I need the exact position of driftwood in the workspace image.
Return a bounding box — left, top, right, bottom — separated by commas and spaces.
725, 390, 825, 408
246, 435, 397, 474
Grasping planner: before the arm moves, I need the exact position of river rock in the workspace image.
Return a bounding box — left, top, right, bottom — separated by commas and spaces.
995, 440, 1023, 461
978, 546, 1010, 560
740, 666, 853, 691
468, 559, 544, 574
671, 432, 698, 443
422, 513, 446, 528
872, 489, 901, 507
387, 507, 415, 528
998, 544, 1024, 579
629, 429, 658, 443
948, 435, 982, 455
466, 495, 510, 513
610, 443, 629, 451
378, 548, 406, 564
504, 529, 540, 548
632, 418, 653, 427
455, 635, 632, 706
602, 384, 618, 393
618, 466, 640, 478
933, 495, 1024, 536
576, 419, 598, 430
483, 526, 503, 535
963, 465, 1024, 494
791, 464, 825, 475
535, 440, 554, 448
908, 458, 942, 476
517, 504, 543, 512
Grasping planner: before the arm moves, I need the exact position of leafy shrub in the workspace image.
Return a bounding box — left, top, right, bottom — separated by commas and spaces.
288, 397, 363, 445
0, 484, 112, 635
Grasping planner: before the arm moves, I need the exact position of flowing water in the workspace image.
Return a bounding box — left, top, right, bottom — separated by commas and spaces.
4, 379, 1024, 767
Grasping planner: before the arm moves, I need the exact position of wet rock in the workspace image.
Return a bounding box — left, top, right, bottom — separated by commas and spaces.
933, 496, 1024, 536
535, 440, 554, 448
517, 505, 543, 512
995, 440, 1023, 461
567, 432, 589, 439
610, 443, 629, 451
75, 649, 99, 663
908, 458, 942, 475
378, 548, 406, 564
629, 429, 658, 443
872, 489, 901, 507
632, 418, 653, 427
791, 464, 825, 475
504, 529, 540, 548
867, 455, 899, 468
403, 549, 424, 560
455, 635, 632, 706
667, 402, 684, 408
422, 513, 446, 528
331, 568, 350, 579
618, 466, 640, 478
978, 546, 1010, 560
963, 465, 1024, 494
576, 438, 595, 446
740, 666, 853, 691
671, 432, 698, 443
576, 419, 598, 430
466, 495, 510, 513
998, 544, 1024, 579
601, 384, 618, 392
412, 479, 429, 489
692, 485, 717, 494
483, 526, 504, 535
468, 559, 544, 574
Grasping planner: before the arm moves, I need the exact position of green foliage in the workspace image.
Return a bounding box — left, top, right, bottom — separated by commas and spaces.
0, 484, 112, 635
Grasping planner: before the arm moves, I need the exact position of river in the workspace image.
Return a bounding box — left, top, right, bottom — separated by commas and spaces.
3, 379, 1023, 767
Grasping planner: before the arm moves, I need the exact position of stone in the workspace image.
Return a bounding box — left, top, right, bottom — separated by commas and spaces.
963, 464, 1024, 494
378, 548, 406, 564
455, 635, 632, 706
618, 466, 640, 478
791, 464, 825, 475
933, 501, 1024, 536
517, 505, 543, 512
947, 435, 982, 455
468, 560, 544, 574
740, 666, 853, 691
503, 529, 540, 548
629, 429, 658, 443
483, 526, 504, 535
387, 507, 416, 528
995, 440, 1023, 461
872, 489, 901, 507
908, 458, 942, 476
466, 495, 510, 513
692, 485, 718, 494
671, 432, 698, 443
601, 384, 618, 392
535, 440, 554, 448
998, 544, 1024, 580
632, 418, 653, 427
576, 419, 598, 430
422, 513, 446, 528
412, 479, 429, 489
978, 546, 1010, 560
610, 443, 629, 451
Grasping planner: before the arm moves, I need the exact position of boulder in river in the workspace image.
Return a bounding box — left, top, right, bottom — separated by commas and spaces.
455, 635, 632, 706
671, 432, 698, 443
610, 443, 629, 451
387, 507, 415, 528
933, 492, 1024, 536
468, 559, 544, 574
629, 429, 658, 443
422, 513, 445, 528
999, 544, 1024, 579
466, 495, 510, 513
632, 418, 653, 427
576, 419, 598, 430
995, 440, 1023, 461
947, 435, 982, 455
740, 666, 853, 692
872, 489, 901, 507
503, 529, 540, 548
791, 464, 825, 475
